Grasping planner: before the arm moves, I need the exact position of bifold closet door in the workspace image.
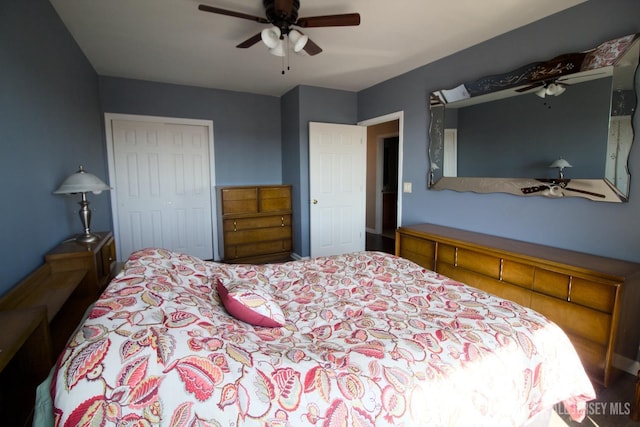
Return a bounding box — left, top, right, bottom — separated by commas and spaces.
110, 119, 214, 261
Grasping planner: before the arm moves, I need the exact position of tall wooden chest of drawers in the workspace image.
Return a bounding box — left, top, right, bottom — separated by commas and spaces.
218, 185, 293, 263
396, 223, 640, 387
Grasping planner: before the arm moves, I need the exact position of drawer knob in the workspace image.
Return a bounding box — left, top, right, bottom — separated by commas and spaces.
281, 216, 284, 226
233, 220, 237, 232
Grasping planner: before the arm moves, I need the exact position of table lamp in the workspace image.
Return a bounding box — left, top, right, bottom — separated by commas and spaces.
54, 165, 111, 243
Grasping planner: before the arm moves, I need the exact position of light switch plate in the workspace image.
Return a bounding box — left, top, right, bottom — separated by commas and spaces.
403, 182, 412, 193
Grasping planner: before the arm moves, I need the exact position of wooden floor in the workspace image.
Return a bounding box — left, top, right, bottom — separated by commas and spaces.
365, 232, 395, 254
553, 370, 639, 426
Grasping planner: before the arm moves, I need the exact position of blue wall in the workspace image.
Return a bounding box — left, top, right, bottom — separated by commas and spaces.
99, 77, 282, 186
281, 86, 358, 257
358, 0, 640, 263
0, 0, 108, 295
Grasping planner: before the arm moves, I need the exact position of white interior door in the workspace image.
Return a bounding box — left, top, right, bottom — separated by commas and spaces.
605, 116, 632, 192
443, 128, 458, 177
107, 116, 215, 261
309, 122, 366, 257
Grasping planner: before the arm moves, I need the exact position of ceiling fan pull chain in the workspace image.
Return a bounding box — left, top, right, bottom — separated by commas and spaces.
287, 36, 291, 72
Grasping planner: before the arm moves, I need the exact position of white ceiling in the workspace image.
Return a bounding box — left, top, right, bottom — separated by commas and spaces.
49, 0, 587, 97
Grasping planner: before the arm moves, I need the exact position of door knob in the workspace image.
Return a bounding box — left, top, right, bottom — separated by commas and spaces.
312, 199, 318, 204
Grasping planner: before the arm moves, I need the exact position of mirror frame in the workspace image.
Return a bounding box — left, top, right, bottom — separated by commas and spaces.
428, 33, 640, 202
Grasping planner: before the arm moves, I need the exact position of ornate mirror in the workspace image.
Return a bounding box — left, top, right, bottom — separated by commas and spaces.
428, 34, 639, 202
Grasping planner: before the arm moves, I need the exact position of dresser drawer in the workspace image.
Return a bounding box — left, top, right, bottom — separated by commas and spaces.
225, 225, 292, 246
437, 244, 456, 265
456, 247, 501, 279
501, 260, 534, 289
397, 234, 435, 270
259, 187, 292, 212
533, 269, 569, 300
224, 215, 291, 232
530, 293, 612, 346
570, 277, 618, 313
226, 239, 292, 259
221, 187, 258, 214
438, 262, 532, 307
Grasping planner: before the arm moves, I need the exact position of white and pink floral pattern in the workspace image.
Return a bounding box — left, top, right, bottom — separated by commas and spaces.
582, 34, 638, 70
51, 249, 595, 426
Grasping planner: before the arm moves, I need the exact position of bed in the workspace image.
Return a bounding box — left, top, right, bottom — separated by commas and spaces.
49, 249, 595, 426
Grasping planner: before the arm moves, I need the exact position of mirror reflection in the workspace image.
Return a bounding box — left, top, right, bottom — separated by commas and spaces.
428, 34, 639, 202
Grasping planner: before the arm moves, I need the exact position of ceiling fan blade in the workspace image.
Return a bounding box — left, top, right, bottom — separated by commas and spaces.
303, 38, 323, 56
198, 4, 268, 24
515, 82, 543, 93
236, 33, 263, 49
296, 13, 360, 28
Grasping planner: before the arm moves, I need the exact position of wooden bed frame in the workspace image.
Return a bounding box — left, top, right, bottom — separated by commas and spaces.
396, 223, 640, 388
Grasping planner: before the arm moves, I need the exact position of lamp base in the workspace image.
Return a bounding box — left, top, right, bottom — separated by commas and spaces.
75, 233, 100, 243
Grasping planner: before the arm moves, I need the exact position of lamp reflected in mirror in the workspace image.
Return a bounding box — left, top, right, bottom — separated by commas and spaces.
549, 158, 572, 179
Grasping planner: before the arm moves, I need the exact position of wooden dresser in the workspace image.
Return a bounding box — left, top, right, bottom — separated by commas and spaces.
218, 185, 293, 263
396, 223, 640, 387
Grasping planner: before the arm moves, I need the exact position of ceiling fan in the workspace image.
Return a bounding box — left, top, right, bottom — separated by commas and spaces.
198, 0, 361, 56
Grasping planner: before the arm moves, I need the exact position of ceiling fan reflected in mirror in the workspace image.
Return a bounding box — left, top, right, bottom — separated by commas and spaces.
514, 68, 610, 98
198, 0, 361, 58
516, 79, 569, 98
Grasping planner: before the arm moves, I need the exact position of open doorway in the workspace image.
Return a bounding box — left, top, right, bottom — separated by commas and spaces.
382, 136, 399, 237
359, 113, 402, 254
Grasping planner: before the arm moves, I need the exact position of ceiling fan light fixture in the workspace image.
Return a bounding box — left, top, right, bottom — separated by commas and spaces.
554, 85, 566, 96
546, 83, 566, 96
535, 87, 547, 98
269, 40, 285, 57
261, 26, 281, 49
288, 29, 309, 52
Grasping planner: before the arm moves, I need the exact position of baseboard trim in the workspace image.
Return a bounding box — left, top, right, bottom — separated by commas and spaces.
613, 353, 640, 375
290, 253, 308, 261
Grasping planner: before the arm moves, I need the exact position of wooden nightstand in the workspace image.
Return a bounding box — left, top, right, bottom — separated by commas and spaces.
45, 231, 117, 297
0, 307, 52, 426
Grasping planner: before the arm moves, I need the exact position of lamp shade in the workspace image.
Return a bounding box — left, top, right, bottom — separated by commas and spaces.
288, 29, 309, 53
535, 87, 547, 98
54, 165, 111, 195
549, 158, 572, 169
546, 83, 566, 96
261, 26, 281, 49
269, 40, 285, 57
536, 82, 566, 98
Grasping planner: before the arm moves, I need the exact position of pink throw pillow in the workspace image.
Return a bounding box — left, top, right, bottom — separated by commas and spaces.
216, 279, 285, 327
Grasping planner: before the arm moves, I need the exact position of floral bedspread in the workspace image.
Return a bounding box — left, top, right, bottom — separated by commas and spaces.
51, 249, 595, 426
